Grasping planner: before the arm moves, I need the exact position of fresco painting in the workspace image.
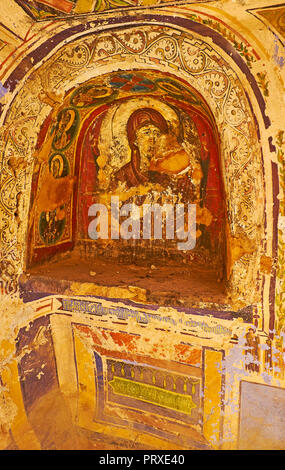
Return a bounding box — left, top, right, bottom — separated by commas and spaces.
15, 0, 195, 19
0, 0, 285, 453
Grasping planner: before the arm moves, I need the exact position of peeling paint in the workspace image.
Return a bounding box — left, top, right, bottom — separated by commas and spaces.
0, 0, 285, 452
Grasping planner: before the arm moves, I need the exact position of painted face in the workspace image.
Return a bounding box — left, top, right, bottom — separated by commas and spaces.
51, 160, 60, 177
58, 111, 70, 131
135, 124, 162, 173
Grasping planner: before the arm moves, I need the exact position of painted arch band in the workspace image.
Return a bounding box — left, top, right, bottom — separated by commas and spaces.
88, 197, 196, 251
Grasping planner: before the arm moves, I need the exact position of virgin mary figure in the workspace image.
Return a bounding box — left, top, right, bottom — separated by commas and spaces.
114, 107, 168, 187
111, 107, 202, 202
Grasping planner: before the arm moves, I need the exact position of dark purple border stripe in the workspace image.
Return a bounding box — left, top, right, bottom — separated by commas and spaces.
19, 279, 253, 322
1, 14, 270, 128
268, 136, 276, 153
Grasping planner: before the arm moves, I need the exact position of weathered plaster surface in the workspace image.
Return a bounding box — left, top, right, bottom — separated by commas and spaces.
0, 0, 285, 451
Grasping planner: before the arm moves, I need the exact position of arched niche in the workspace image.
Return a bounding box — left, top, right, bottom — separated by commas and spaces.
0, 24, 265, 313
24, 69, 226, 307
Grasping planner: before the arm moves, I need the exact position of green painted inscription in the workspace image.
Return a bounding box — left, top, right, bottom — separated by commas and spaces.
109, 376, 197, 415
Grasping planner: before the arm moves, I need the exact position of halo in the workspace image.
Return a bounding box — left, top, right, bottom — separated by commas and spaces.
53, 108, 78, 152
71, 84, 117, 108
49, 153, 64, 177
97, 97, 180, 173
63, 109, 76, 133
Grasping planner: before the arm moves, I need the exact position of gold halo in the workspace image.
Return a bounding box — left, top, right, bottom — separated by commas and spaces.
63, 109, 76, 133
50, 154, 64, 177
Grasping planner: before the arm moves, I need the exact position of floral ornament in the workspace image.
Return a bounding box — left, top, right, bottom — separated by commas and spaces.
184, 13, 257, 69
256, 72, 269, 97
